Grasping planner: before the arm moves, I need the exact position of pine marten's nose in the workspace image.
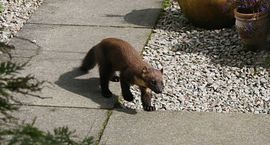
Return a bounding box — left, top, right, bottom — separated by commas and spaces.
156, 90, 162, 94
155, 85, 164, 94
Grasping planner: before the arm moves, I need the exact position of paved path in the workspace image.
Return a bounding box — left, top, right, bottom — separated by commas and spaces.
10, 0, 270, 144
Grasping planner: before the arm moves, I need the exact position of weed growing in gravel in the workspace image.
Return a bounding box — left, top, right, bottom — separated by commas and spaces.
265, 56, 270, 67
0, 2, 3, 13
162, 0, 171, 9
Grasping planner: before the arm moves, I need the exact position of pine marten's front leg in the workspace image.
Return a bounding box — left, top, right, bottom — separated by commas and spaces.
120, 80, 134, 102
140, 86, 156, 111
120, 69, 134, 102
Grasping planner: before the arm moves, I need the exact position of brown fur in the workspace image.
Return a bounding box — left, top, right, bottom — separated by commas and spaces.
80, 38, 164, 111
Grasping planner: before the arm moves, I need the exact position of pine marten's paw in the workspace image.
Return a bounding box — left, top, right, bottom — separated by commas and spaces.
101, 90, 113, 98
79, 66, 89, 73
143, 105, 156, 111
123, 92, 134, 102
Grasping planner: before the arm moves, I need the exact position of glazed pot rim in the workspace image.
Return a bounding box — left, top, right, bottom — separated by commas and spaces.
234, 8, 268, 20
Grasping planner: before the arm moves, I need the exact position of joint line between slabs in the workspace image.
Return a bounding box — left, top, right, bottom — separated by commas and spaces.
26, 22, 153, 29
12, 103, 114, 110
95, 110, 112, 145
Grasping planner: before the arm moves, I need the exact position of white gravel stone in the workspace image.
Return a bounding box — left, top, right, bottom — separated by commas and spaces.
0, 0, 44, 43
124, 1, 270, 114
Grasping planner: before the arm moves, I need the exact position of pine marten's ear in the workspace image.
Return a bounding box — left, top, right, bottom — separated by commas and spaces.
142, 66, 149, 77
160, 68, 163, 74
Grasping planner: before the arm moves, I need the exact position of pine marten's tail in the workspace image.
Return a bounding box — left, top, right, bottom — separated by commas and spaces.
80, 45, 97, 72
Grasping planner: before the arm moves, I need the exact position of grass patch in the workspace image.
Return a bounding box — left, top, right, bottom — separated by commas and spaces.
265, 56, 270, 67
162, 0, 171, 10
160, 0, 171, 18
0, 2, 4, 14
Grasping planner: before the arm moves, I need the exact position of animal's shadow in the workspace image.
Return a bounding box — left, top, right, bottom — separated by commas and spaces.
105, 8, 161, 27
124, 8, 161, 27
55, 68, 137, 114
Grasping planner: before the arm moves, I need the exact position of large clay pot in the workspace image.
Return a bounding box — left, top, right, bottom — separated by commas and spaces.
177, 0, 234, 29
234, 8, 269, 51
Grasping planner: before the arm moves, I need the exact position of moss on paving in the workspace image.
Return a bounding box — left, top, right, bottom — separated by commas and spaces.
95, 110, 113, 145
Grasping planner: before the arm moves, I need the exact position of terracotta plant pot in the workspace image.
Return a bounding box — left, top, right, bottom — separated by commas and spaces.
177, 0, 235, 29
234, 8, 269, 51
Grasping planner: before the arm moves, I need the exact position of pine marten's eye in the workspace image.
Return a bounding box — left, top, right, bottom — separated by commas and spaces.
151, 80, 157, 85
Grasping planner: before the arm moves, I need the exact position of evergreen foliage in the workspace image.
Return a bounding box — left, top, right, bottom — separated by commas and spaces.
0, 42, 94, 145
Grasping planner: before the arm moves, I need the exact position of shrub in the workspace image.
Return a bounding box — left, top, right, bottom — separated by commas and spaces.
0, 42, 93, 145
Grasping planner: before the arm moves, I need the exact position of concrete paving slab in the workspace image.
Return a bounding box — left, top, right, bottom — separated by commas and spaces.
13, 106, 108, 142
100, 111, 270, 145
9, 24, 151, 53
28, 0, 162, 28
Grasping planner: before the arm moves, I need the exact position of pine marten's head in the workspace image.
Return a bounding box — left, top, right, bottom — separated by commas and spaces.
141, 67, 164, 94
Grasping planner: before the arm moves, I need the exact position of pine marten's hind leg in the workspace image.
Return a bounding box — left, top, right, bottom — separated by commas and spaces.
99, 64, 114, 98
140, 86, 156, 111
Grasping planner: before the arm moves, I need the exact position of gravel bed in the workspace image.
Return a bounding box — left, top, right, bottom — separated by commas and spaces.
0, 0, 43, 43
124, 1, 270, 114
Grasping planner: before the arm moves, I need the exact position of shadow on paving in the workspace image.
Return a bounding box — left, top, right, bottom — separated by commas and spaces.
105, 8, 161, 27
55, 68, 137, 115
124, 8, 161, 27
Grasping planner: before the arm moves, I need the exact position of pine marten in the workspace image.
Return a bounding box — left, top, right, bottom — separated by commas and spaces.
80, 38, 164, 111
